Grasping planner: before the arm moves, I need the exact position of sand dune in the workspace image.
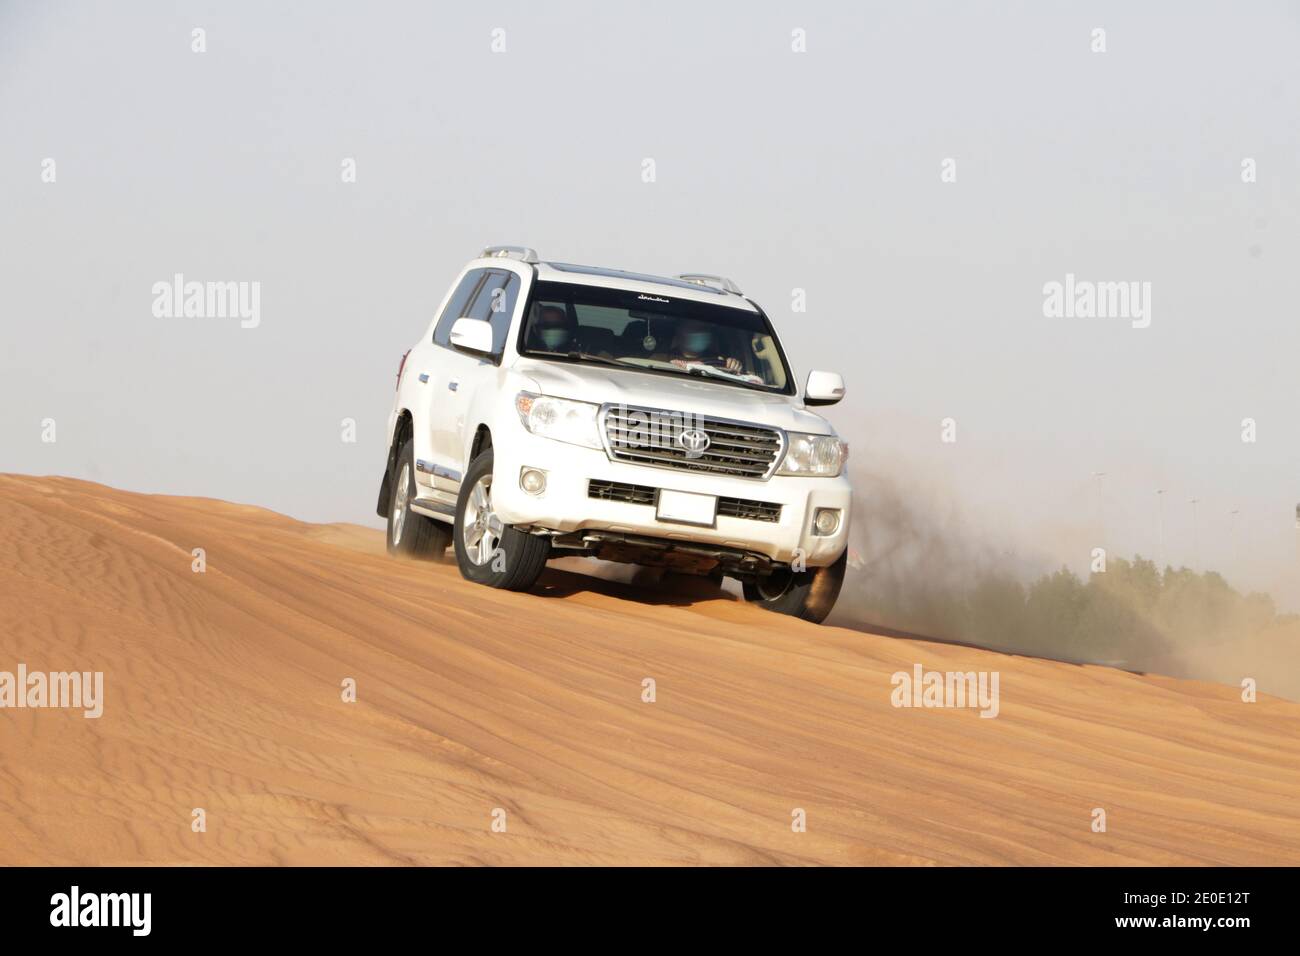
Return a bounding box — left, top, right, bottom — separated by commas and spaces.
1, 474, 1297, 865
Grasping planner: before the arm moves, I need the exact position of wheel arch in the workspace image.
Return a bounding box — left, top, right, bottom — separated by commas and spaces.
376, 409, 415, 517
468, 423, 492, 463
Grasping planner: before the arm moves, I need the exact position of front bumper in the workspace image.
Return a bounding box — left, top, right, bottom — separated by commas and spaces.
490, 430, 851, 567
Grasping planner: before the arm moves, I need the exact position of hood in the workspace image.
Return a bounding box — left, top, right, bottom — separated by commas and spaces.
510, 357, 836, 435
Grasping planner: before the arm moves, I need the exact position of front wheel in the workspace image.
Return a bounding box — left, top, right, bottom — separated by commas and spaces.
387, 439, 452, 560
452, 449, 550, 591
742, 551, 847, 624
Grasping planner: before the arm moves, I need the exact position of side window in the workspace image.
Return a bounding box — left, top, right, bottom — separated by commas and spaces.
466, 270, 521, 355
432, 269, 488, 346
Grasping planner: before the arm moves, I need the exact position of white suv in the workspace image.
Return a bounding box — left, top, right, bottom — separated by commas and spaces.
377, 246, 852, 623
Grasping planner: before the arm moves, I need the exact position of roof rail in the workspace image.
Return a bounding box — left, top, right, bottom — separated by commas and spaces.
676, 273, 743, 295
481, 245, 539, 264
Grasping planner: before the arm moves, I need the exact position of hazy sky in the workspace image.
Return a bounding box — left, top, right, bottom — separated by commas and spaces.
2, 1, 1298, 606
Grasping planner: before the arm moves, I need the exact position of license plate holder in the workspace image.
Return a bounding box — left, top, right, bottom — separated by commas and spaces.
655, 489, 718, 527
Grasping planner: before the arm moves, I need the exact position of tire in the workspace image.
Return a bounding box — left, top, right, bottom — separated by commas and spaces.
386, 439, 452, 560
742, 550, 847, 624
452, 448, 551, 591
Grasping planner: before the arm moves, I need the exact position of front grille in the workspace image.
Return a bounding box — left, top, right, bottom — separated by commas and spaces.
602, 405, 783, 480
587, 481, 781, 523
717, 497, 782, 522
587, 479, 656, 505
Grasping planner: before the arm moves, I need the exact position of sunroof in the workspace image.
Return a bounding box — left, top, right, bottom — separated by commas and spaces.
544, 262, 727, 295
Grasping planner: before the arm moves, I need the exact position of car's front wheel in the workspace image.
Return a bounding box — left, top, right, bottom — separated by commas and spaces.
742, 551, 847, 624
452, 448, 550, 591
386, 439, 452, 560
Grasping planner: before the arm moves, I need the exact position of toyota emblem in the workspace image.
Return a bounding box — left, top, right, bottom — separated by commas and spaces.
676, 428, 711, 456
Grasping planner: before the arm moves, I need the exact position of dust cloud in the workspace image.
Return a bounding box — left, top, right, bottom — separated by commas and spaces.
828, 459, 1300, 702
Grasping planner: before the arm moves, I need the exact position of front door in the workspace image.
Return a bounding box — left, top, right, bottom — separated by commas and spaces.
428, 267, 525, 485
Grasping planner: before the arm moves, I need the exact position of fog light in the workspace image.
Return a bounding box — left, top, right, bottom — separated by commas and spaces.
519, 467, 547, 495
813, 508, 840, 536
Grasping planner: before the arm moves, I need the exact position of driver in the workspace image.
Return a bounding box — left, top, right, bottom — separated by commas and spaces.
665, 319, 742, 372
530, 305, 577, 352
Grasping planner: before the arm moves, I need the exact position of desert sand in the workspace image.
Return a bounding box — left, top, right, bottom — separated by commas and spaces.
1, 474, 1297, 865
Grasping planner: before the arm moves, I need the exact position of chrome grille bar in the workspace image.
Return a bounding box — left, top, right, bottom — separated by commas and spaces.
600, 404, 785, 480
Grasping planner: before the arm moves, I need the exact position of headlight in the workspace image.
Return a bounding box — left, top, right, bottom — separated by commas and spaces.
515, 392, 602, 449
777, 432, 847, 477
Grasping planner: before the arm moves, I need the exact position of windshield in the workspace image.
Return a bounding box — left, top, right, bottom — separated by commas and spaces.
517, 281, 793, 392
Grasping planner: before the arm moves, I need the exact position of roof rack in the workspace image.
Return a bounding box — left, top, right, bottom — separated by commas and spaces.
481, 245, 539, 264
676, 273, 743, 295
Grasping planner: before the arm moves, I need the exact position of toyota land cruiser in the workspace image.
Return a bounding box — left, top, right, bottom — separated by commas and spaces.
377, 246, 852, 623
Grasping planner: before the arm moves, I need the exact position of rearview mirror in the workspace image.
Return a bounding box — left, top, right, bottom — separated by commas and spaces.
449, 317, 494, 356
804, 370, 845, 406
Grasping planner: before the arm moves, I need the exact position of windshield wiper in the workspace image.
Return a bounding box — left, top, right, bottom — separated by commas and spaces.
683, 363, 732, 380
527, 350, 632, 369
682, 363, 755, 383
676, 362, 778, 392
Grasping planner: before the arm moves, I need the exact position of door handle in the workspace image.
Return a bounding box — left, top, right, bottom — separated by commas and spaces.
447, 380, 459, 392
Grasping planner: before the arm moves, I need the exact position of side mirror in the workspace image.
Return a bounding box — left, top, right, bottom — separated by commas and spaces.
449, 317, 494, 356
804, 370, 845, 406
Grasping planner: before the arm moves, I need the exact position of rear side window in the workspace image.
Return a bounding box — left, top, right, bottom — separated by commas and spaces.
432, 269, 488, 346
